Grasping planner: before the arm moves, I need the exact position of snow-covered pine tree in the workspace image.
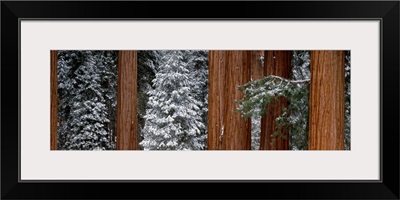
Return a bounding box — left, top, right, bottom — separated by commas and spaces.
58, 51, 117, 150
137, 51, 160, 148
57, 51, 85, 149
140, 50, 206, 150
66, 51, 114, 150
99, 51, 118, 147
186, 50, 208, 149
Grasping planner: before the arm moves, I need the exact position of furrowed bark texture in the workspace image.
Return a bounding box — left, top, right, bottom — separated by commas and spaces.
259, 51, 291, 150
50, 50, 58, 150
208, 51, 251, 150
309, 51, 345, 150
250, 51, 265, 80
117, 51, 138, 150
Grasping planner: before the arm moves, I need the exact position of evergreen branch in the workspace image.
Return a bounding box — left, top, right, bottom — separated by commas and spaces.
268, 75, 310, 84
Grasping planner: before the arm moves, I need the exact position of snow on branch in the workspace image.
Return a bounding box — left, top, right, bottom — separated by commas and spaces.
268, 75, 310, 84
235, 75, 310, 119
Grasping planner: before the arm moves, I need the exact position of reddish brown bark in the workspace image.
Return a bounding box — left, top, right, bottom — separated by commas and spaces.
208, 51, 251, 150
50, 50, 58, 150
116, 51, 138, 150
207, 51, 225, 150
308, 51, 345, 150
259, 51, 291, 150
250, 51, 265, 80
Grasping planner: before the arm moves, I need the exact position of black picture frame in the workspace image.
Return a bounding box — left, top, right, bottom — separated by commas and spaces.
2, 1, 399, 199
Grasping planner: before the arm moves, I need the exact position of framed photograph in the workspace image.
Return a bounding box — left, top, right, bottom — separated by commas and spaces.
2, 1, 399, 199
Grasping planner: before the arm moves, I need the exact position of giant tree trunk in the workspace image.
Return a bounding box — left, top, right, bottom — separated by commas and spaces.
309, 51, 345, 150
116, 51, 138, 150
50, 50, 58, 150
250, 51, 265, 80
259, 51, 291, 150
208, 51, 251, 150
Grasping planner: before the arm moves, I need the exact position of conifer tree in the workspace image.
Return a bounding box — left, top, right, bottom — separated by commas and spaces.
186, 50, 208, 149
57, 51, 117, 150
57, 51, 85, 149
137, 51, 160, 148
140, 51, 205, 150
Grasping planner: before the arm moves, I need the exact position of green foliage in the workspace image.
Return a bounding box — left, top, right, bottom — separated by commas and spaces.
289, 51, 311, 150
236, 75, 310, 119
236, 74, 310, 149
238, 50, 350, 150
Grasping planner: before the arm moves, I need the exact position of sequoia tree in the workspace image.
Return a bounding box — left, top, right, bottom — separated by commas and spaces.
236, 51, 309, 150
308, 51, 345, 150
117, 50, 138, 150
50, 50, 58, 150
259, 51, 292, 150
208, 51, 251, 150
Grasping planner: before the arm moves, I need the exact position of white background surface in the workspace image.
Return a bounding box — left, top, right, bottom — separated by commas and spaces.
21, 21, 380, 180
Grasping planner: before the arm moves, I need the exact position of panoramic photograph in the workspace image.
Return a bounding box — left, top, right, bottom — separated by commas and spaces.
50, 50, 350, 150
